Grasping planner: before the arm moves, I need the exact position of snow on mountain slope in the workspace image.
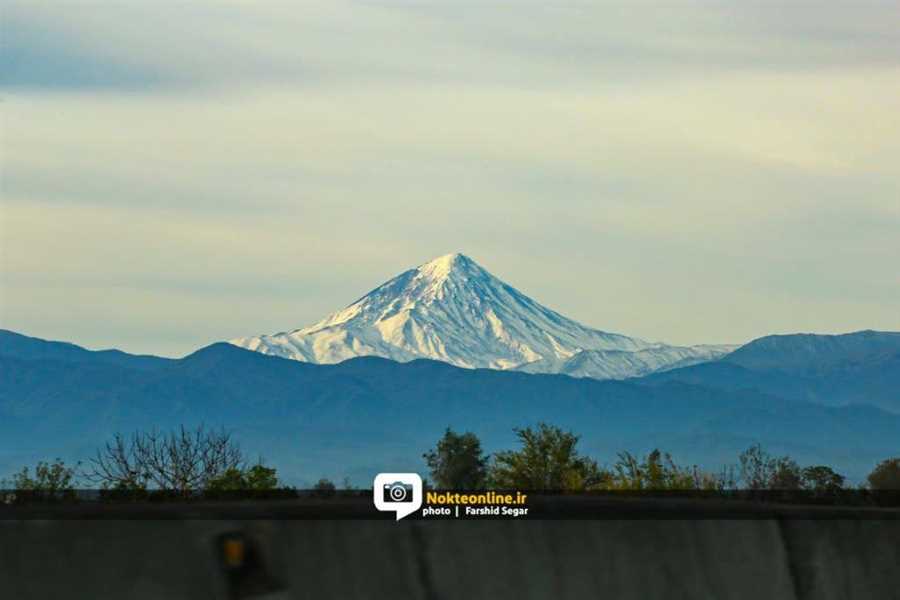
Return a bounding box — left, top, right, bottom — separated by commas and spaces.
516, 345, 738, 380
230, 253, 733, 379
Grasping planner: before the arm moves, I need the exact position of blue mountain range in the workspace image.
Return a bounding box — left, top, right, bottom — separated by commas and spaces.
1, 328, 897, 485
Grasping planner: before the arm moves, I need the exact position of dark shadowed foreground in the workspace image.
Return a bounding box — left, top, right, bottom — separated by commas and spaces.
2, 501, 898, 600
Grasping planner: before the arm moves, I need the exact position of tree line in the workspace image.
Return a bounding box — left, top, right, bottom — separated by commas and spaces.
2, 423, 899, 502
421, 424, 900, 493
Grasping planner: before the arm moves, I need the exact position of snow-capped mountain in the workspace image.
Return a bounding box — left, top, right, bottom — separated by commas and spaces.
230, 253, 735, 379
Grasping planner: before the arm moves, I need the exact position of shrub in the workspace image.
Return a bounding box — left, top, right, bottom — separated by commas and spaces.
8, 459, 79, 501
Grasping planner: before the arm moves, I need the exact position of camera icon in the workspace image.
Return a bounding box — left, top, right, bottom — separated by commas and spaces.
383, 481, 414, 503
373, 473, 422, 520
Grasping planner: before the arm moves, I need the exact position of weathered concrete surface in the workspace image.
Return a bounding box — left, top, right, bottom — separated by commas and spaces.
779, 520, 900, 600
1, 519, 898, 599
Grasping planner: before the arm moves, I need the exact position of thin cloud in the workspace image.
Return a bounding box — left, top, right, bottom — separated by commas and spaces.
5, 1, 900, 92
2, 1, 899, 356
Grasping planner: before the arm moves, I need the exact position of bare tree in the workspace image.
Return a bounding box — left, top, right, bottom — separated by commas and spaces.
88, 432, 148, 491
88, 425, 244, 494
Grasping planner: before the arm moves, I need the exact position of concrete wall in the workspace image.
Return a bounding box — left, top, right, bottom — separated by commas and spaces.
1, 519, 898, 599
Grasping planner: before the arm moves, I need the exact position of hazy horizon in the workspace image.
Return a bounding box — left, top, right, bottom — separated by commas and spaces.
2, 1, 899, 357
3, 250, 896, 359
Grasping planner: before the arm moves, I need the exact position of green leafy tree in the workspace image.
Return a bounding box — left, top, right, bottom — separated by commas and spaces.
205, 468, 247, 492
423, 428, 489, 490
490, 423, 603, 491
10, 459, 79, 500
867, 458, 900, 490
245, 464, 279, 490
206, 464, 280, 492
801, 466, 845, 493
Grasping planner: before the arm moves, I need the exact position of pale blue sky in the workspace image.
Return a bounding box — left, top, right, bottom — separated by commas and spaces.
2, 1, 899, 356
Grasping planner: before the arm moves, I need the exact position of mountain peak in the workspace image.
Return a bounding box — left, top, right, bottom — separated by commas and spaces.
417, 253, 479, 281
426, 251, 467, 264
230, 255, 732, 376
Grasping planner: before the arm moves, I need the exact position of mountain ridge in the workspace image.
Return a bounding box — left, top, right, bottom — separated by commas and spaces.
0, 329, 172, 371
724, 330, 900, 374
642, 330, 900, 412
2, 331, 898, 484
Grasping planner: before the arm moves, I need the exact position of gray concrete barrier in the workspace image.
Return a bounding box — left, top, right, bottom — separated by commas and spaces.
1, 518, 898, 599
